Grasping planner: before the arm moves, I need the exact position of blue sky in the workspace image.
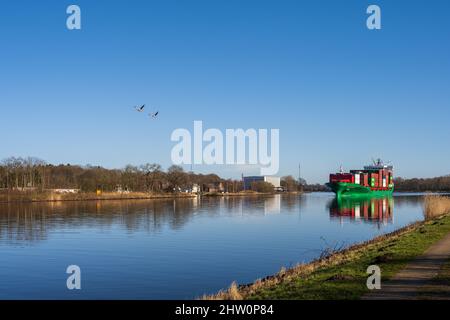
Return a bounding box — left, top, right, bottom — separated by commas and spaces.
1, 0, 449, 183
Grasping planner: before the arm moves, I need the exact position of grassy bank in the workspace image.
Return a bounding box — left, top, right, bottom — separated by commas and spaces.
0, 190, 197, 203
206, 195, 450, 300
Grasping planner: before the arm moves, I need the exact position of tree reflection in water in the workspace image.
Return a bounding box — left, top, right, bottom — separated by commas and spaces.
0, 195, 293, 244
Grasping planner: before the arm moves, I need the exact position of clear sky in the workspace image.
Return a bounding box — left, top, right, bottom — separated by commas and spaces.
1, 0, 449, 183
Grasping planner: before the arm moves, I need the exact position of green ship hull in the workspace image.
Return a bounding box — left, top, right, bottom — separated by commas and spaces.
326, 182, 394, 198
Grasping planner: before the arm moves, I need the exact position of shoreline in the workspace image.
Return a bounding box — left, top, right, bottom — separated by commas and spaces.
1, 190, 447, 204
205, 212, 450, 300
0, 191, 302, 204
0, 191, 198, 204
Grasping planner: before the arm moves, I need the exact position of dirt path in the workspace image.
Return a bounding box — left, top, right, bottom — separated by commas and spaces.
363, 232, 450, 300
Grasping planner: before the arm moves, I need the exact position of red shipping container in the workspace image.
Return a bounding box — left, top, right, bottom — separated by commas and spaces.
330, 173, 353, 183
379, 170, 383, 189
372, 173, 379, 187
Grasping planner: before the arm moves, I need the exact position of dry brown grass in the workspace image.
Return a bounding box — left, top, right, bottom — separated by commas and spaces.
201, 281, 243, 300
424, 195, 450, 219
0, 190, 196, 203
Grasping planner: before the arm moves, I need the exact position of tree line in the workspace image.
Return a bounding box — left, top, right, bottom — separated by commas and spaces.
0, 157, 231, 193
0, 157, 304, 193
3, 157, 447, 193
394, 176, 450, 192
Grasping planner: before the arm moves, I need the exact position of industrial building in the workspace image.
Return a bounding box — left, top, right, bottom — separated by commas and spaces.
243, 176, 281, 191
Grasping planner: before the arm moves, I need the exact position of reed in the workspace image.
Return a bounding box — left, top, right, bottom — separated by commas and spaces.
424, 194, 450, 219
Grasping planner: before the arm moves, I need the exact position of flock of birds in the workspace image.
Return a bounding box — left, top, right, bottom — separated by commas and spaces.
134, 104, 159, 119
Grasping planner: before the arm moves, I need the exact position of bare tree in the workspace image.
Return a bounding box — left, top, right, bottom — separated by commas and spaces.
167, 165, 187, 191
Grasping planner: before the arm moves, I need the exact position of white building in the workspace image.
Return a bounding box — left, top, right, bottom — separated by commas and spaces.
51, 188, 80, 194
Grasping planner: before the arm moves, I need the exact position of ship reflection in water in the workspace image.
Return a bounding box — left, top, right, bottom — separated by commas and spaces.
329, 196, 394, 225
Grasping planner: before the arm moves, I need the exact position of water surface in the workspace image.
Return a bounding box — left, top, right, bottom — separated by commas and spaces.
0, 192, 426, 299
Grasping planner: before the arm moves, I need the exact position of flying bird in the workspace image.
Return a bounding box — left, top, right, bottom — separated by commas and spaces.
134, 104, 145, 112
150, 111, 159, 119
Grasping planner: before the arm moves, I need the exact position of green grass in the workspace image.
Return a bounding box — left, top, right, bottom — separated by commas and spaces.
246, 215, 450, 300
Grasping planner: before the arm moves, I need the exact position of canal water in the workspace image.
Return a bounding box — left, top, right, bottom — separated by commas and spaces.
0, 192, 426, 299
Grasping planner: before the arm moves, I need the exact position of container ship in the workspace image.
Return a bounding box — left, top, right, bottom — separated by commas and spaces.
326, 159, 394, 198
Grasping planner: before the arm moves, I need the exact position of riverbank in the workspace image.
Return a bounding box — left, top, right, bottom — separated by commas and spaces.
0, 190, 300, 203
205, 196, 450, 300
0, 191, 197, 203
